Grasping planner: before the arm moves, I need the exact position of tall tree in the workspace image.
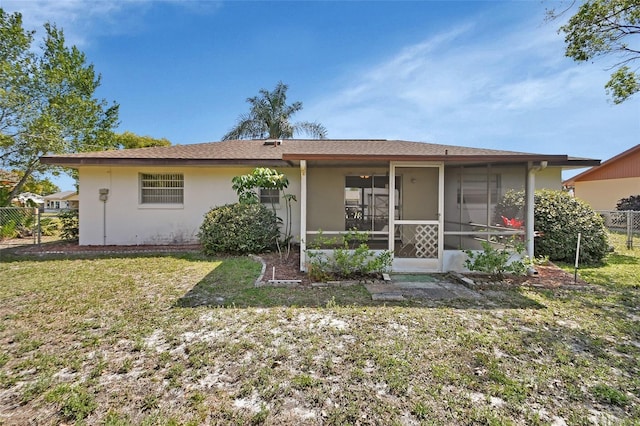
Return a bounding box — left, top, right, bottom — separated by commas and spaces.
553, 0, 640, 103
114, 131, 171, 149
222, 81, 327, 140
0, 9, 119, 205
0, 169, 58, 205
15, 171, 59, 195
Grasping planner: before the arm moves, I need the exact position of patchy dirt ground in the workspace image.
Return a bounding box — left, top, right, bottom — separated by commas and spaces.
462, 264, 590, 290
259, 250, 312, 285
2, 242, 638, 425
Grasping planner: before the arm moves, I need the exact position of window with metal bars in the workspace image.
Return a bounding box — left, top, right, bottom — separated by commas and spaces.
139, 173, 184, 204
259, 188, 280, 205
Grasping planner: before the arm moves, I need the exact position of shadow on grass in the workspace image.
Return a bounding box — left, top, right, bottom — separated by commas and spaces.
0, 243, 202, 263
174, 258, 546, 310
0, 246, 547, 310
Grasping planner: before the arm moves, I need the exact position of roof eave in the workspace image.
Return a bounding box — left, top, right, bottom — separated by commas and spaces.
40, 153, 596, 168
548, 159, 601, 168
40, 157, 291, 167
282, 153, 571, 163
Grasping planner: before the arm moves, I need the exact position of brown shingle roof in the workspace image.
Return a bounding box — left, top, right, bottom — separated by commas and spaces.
40, 139, 591, 167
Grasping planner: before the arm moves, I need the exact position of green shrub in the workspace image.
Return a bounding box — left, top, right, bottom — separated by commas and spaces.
464, 238, 528, 280
0, 220, 18, 240
306, 230, 392, 281
59, 209, 79, 241
0, 209, 37, 239
616, 194, 640, 211
17, 213, 36, 238
534, 190, 608, 264
198, 203, 279, 255
39, 217, 60, 236
494, 189, 608, 265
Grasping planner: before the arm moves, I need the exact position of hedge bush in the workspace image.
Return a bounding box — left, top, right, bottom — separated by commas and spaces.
59, 209, 79, 242
198, 203, 279, 255
616, 195, 640, 211
494, 189, 608, 265
39, 217, 60, 236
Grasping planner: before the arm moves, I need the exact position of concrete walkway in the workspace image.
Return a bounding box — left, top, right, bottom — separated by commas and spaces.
365, 274, 483, 301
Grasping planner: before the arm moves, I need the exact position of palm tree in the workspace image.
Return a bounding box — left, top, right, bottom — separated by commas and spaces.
222, 81, 327, 140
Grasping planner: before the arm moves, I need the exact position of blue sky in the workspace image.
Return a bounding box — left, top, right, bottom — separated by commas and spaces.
3, 0, 639, 191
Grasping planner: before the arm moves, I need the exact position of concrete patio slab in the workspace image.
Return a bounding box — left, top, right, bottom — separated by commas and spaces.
365, 274, 484, 301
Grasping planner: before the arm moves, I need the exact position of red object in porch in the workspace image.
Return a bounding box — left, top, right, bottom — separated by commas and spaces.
501, 216, 524, 229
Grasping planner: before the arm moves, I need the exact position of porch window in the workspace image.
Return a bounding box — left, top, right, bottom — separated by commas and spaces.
139, 173, 184, 204
344, 175, 400, 233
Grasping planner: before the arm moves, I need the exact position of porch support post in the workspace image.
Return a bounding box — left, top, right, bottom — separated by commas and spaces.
389, 163, 396, 254
526, 161, 547, 259
526, 162, 535, 259
299, 160, 307, 272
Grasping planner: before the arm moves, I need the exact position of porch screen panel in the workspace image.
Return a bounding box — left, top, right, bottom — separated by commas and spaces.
444, 165, 526, 250
140, 173, 184, 204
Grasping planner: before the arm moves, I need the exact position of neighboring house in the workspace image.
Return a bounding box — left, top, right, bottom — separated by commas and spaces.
15, 192, 44, 208
563, 144, 640, 210
43, 191, 79, 212
41, 139, 597, 272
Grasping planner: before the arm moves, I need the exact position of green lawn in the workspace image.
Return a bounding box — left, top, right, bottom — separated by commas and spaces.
0, 235, 638, 425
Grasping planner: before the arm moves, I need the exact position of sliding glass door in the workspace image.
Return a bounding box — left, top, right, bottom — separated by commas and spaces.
344, 175, 400, 237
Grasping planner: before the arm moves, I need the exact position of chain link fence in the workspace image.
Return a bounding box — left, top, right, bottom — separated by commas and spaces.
0, 207, 40, 247
597, 210, 640, 249
0, 207, 76, 249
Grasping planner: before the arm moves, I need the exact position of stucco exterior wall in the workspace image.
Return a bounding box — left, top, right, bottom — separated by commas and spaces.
574, 177, 640, 210
535, 167, 563, 190
78, 166, 301, 245
396, 166, 439, 221
76, 163, 563, 248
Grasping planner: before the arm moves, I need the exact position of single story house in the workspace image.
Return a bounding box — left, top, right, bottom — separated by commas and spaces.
563, 144, 640, 210
15, 192, 44, 208
41, 139, 597, 272
43, 190, 79, 212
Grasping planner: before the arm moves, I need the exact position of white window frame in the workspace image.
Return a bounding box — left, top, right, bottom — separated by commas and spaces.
139, 173, 184, 205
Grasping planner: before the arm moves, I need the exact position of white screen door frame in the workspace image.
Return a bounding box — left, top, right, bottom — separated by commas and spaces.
389, 162, 444, 272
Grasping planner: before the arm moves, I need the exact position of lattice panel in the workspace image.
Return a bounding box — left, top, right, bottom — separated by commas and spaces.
414, 224, 438, 258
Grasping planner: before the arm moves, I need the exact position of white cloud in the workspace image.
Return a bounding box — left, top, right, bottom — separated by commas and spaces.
4, 1, 143, 48
1, 0, 221, 46
303, 9, 639, 162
